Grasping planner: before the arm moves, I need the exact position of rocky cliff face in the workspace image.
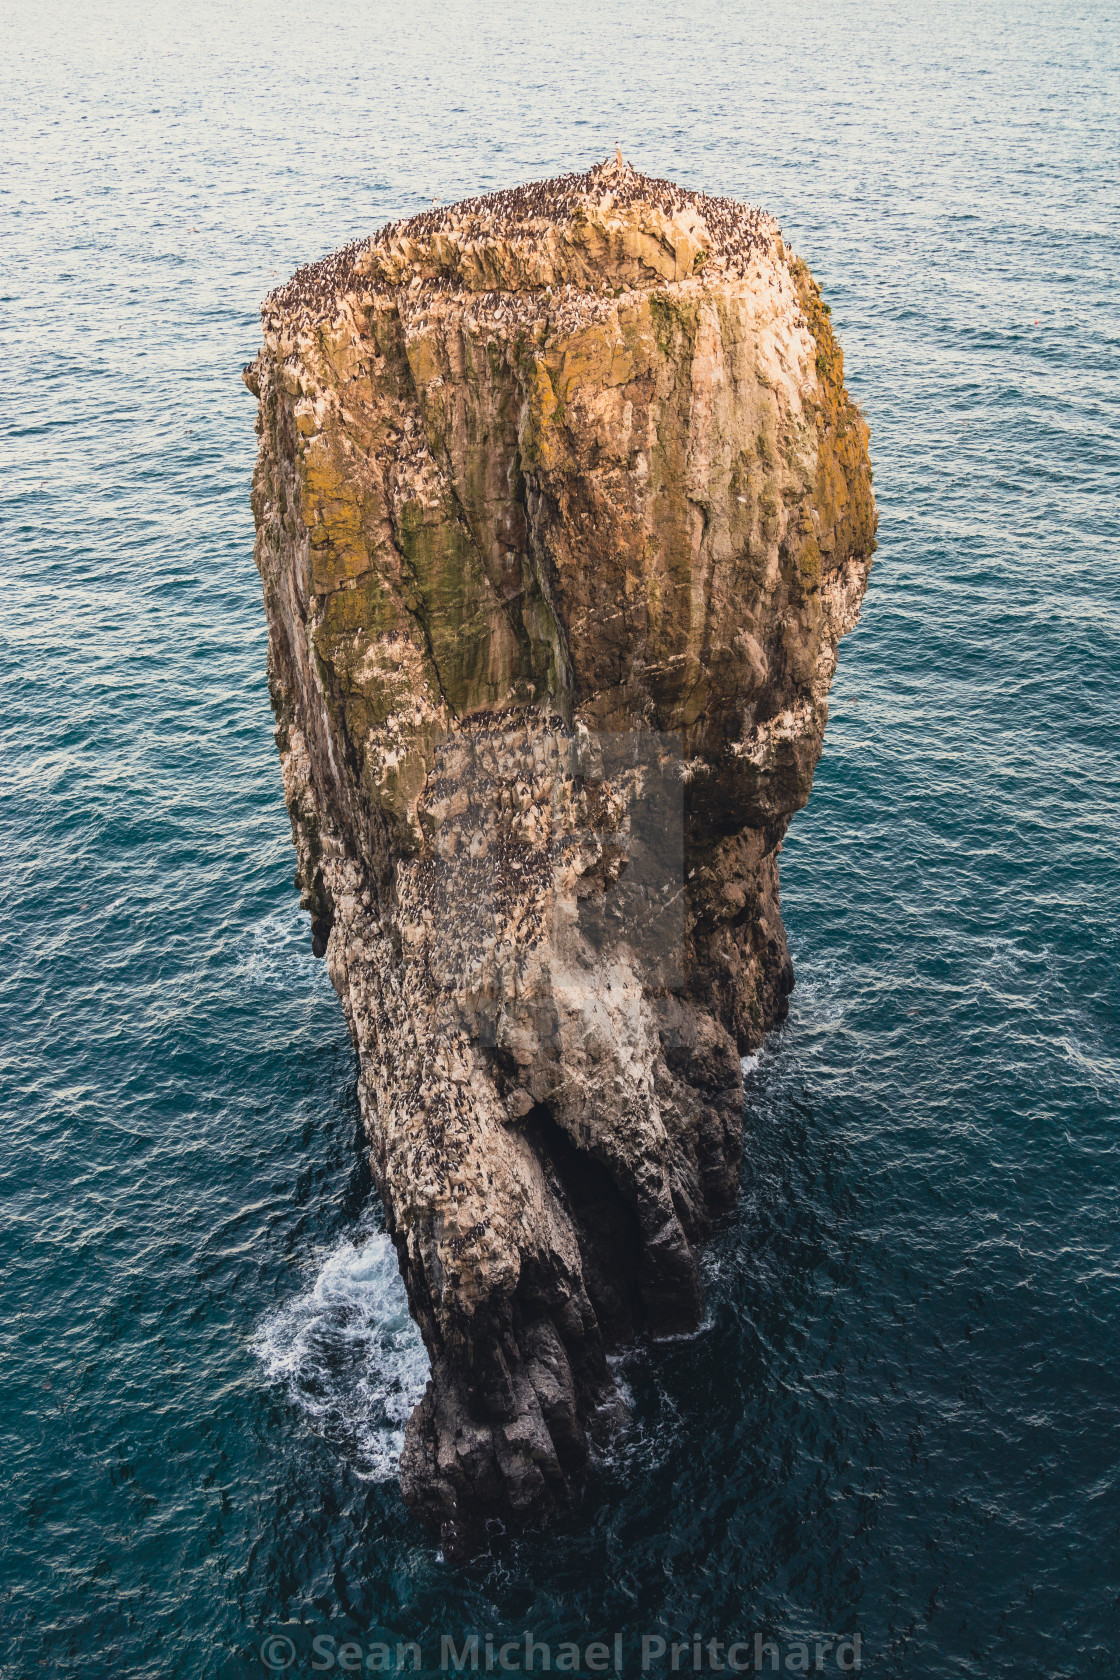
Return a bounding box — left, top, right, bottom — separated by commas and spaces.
245, 155, 876, 1557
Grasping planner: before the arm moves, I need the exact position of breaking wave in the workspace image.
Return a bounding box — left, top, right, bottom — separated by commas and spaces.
255, 1219, 429, 1481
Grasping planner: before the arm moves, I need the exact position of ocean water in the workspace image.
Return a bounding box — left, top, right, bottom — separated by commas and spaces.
2, 0, 1118, 1674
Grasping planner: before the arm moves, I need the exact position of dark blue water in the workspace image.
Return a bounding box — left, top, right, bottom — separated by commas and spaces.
3, 2, 1119, 1675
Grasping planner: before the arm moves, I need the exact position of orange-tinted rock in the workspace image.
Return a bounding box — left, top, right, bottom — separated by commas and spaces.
247, 156, 876, 1555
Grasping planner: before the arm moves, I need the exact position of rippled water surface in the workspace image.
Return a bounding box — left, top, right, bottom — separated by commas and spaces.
3, 2, 1119, 1674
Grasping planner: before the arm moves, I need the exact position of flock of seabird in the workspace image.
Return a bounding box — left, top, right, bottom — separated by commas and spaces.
264, 154, 779, 327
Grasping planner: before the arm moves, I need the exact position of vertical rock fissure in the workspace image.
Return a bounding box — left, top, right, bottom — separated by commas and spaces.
519, 1104, 647, 1350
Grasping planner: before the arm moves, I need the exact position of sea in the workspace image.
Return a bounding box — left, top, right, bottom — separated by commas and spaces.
2, 1, 1118, 1675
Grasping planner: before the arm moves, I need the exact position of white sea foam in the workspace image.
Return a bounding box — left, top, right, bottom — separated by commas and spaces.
240, 905, 324, 992
254, 1220, 430, 1481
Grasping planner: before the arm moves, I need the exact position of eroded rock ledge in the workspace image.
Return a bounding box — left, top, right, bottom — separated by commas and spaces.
245, 155, 876, 1556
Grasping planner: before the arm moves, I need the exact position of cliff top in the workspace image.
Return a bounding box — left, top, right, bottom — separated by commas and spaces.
266, 154, 782, 324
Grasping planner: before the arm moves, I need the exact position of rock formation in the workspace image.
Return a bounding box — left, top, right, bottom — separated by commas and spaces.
245, 155, 876, 1557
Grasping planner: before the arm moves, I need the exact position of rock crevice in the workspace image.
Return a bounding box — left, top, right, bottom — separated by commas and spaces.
246, 156, 876, 1556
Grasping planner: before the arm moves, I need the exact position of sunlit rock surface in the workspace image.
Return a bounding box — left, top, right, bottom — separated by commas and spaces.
246, 155, 876, 1556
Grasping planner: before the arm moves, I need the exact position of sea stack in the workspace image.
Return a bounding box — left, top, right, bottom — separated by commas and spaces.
245, 156, 876, 1556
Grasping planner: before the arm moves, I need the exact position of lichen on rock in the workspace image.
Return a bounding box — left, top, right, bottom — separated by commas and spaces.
246, 154, 876, 1556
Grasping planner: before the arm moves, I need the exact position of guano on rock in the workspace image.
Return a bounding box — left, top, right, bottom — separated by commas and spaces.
245, 155, 877, 1557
